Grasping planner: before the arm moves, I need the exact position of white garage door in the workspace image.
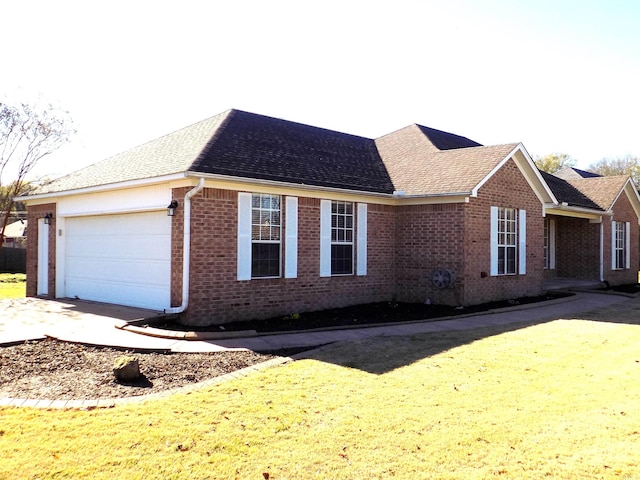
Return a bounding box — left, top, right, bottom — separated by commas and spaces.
65, 211, 171, 310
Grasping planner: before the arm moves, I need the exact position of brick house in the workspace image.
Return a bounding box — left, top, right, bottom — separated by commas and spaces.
20, 110, 640, 326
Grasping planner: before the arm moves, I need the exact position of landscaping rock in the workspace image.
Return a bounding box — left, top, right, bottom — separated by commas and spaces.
113, 356, 140, 381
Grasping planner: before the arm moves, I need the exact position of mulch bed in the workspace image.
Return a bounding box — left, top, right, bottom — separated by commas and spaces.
0, 338, 279, 401
159, 292, 574, 333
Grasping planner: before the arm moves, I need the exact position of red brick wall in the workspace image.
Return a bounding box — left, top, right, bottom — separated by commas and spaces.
394, 203, 465, 305
603, 192, 639, 285
462, 159, 545, 305
25, 203, 56, 298
554, 216, 600, 279
176, 188, 396, 326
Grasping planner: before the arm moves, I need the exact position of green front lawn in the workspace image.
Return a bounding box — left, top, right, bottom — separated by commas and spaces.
1, 304, 639, 479
0, 273, 26, 299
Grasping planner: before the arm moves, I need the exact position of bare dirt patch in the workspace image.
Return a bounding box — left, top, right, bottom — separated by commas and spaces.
0, 338, 279, 400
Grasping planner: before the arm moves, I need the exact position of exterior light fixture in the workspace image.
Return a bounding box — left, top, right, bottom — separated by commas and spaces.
167, 200, 179, 216
43, 213, 53, 225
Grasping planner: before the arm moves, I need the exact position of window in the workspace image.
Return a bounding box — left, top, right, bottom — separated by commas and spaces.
238, 192, 297, 281
497, 207, 517, 275
490, 206, 526, 276
250, 193, 281, 277
612, 220, 629, 270
331, 200, 354, 275
320, 200, 367, 277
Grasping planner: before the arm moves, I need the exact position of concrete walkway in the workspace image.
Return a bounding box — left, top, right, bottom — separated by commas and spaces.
1, 291, 635, 352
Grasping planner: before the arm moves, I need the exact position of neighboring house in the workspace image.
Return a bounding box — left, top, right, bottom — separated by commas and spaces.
2, 220, 27, 249
19, 110, 640, 326
553, 166, 603, 180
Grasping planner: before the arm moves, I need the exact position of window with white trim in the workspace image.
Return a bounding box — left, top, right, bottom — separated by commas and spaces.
613, 220, 627, 270
319, 200, 367, 277
490, 206, 526, 276
237, 192, 297, 281
251, 193, 281, 277
331, 200, 354, 275
543, 217, 556, 270
497, 207, 517, 275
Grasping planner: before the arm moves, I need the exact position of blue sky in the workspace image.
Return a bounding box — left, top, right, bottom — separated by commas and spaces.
3, 0, 639, 178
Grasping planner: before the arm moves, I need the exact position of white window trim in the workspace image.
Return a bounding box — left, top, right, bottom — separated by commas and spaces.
285, 196, 298, 278
238, 192, 297, 280
611, 220, 631, 270
357, 203, 367, 276
490, 206, 526, 276
237, 192, 252, 281
625, 221, 631, 269
518, 209, 526, 275
320, 199, 366, 277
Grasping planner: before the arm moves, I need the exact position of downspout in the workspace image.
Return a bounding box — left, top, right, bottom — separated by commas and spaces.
599, 221, 604, 282
165, 177, 205, 314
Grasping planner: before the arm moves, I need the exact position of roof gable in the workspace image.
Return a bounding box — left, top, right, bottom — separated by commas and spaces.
375, 126, 554, 203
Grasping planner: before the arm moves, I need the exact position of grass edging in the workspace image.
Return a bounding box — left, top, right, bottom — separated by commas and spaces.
120, 292, 580, 341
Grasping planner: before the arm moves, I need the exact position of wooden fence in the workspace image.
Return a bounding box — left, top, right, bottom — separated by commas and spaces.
0, 247, 26, 273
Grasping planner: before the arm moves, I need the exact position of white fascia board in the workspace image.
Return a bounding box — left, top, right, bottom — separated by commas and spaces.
17, 172, 188, 204
544, 204, 608, 221
187, 172, 393, 200
620, 179, 640, 223
188, 172, 471, 205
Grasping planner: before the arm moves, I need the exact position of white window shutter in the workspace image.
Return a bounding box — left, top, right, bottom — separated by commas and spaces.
490, 206, 498, 276
357, 203, 367, 276
285, 196, 298, 278
549, 218, 556, 270
237, 192, 252, 280
611, 220, 617, 269
320, 199, 331, 277
519, 209, 526, 275
625, 221, 631, 269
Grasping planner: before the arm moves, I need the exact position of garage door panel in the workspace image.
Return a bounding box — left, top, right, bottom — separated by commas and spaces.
66, 235, 169, 261
64, 212, 171, 310
65, 257, 170, 285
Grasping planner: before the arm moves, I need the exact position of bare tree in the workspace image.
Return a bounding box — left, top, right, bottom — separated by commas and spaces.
588, 154, 640, 184
0, 101, 74, 249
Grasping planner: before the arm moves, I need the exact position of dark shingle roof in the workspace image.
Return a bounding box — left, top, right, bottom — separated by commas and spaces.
540, 171, 603, 210
416, 125, 482, 150
31, 111, 231, 194
554, 167, 602, 180
191, 110, 395, 194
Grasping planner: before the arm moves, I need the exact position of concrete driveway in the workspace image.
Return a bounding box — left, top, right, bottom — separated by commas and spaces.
0, 297, 234, 351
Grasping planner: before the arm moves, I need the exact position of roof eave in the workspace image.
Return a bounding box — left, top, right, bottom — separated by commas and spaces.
185, 171, 394, 198
17, 172, 189, 203
544, 203, 609, 221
